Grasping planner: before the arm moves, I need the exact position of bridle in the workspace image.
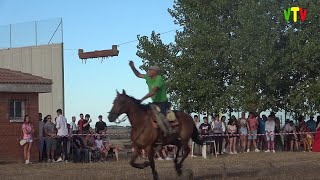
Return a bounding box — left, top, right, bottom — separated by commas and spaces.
108, 102, 128, 124
109, 97, 148, 143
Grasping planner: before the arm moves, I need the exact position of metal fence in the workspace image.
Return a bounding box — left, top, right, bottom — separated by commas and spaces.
0, 18, 63, 49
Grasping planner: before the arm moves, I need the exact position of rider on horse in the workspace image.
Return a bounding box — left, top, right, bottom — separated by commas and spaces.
129, 60, 176, 136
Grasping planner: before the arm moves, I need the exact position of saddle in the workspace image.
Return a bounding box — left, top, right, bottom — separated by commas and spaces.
148, 105, 179, 129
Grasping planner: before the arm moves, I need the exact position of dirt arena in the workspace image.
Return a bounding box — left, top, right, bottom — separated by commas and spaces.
1, 152, 319, 180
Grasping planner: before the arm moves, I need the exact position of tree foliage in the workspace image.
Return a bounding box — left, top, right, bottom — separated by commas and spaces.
136, 0, 320, 115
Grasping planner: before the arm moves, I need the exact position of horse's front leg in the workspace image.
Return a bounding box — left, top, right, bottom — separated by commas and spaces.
130, 147, 149, 169
146, 146, 159, 180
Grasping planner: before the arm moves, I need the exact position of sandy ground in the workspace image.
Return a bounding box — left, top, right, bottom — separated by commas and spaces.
1, 152, 320, 180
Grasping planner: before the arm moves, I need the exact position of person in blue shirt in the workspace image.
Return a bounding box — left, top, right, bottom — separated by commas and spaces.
258, 114, 267, 151
306, 115, 316, 133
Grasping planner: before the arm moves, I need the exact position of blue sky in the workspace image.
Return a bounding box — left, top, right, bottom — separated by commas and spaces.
0, 0, 179, 126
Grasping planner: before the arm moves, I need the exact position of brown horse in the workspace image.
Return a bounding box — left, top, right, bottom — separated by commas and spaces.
108, 90, 203, 180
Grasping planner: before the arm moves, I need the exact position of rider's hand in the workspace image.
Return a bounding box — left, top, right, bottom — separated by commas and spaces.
129, 60, 134, 67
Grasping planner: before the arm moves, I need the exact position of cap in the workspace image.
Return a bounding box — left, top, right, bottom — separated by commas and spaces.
148, 65, 160, 72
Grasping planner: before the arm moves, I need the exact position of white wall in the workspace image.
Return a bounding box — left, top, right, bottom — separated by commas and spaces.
0, 43, 64, 118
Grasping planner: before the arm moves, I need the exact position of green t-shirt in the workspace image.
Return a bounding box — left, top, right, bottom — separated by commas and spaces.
144, 74, 168, 102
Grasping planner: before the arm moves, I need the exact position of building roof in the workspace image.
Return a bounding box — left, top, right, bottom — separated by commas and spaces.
0, 68, 53, 85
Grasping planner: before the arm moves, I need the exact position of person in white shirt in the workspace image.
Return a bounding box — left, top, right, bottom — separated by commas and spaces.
55, 109, 69, 162
70, 116, 78, 134
211, 115, 226, 155
265, 115, 276, 153
94, 135, 108, 161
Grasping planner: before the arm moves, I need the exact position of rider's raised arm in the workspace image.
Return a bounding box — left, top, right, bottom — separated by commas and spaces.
129, 60, 144, 78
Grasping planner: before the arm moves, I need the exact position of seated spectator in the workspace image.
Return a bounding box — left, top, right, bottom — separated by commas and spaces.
72, 132, 89, 163
84, 133, 97, 162
94, 134, 108, 161
101, 131, 121, 162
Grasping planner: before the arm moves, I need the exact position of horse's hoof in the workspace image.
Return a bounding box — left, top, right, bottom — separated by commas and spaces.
176, 169, 182, 176
175, 164, 182, 176
153, 173, 159, 180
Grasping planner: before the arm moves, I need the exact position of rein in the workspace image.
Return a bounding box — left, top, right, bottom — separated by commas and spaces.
114, 115, 128, 124
109, 100, 149, 144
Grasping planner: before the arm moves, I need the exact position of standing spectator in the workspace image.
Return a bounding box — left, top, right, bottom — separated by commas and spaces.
221, 116, 228, 154
282, 119, 290, 151
312, 122, 320, 152
95, 115, 107, 134
316, 116, 320, 128
258, 115, 267, 151
228, 118, 238, 154
238, 112, 248, 153
300, 125, 311, 152
67, 122, 72, 159
78, 113, 84, 133
247, 112, 260, 152
190, 115, 200, 157
265, 116, 275, 153
70, 116, 78, 134
43, 115, 48, 124
306, 115, 316, 133
22, 115, 34, 164
44, 115, 57, 163
55, 109, 69, 162
199, 117, 211, 159
274, 116, 283, 151
39, 113, 45, 162
288, 121, 299, 151
211, 114, 225, 155
82, 114, 92, 134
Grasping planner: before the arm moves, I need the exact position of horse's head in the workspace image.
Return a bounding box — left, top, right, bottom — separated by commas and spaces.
108, 89, 131, 122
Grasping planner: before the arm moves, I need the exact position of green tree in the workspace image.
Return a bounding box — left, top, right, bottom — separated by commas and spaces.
136, 0, 320, 115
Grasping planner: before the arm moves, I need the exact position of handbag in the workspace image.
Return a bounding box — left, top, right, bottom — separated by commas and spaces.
19, 139, 27, 146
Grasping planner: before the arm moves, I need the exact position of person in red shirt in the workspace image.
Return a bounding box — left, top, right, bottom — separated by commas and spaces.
78, 113, 84, 133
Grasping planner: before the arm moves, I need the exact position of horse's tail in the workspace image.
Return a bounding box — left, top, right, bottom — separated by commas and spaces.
191, 124, 203, 145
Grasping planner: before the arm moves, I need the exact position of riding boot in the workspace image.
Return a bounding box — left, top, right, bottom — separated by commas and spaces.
150, 104, 168, 136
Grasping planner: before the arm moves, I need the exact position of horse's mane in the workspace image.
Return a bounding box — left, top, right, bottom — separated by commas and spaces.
125, 94, 150, 111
